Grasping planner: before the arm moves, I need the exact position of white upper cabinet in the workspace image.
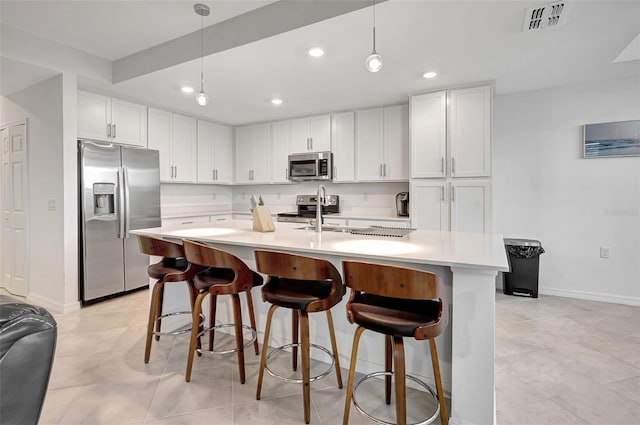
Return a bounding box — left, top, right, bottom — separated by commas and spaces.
148, 108, 196, 183
356, 105, 409, 182
448, 86, 491, 177
271, 121, 291, 183
197, 120, 232, 184
234, 123, 271, 184
290, 115, 331, 153
78, 91, 147, 147
383, 104, 409, 180
410, 91, 447, 178
410, 85, 491, 178
331, 112, 355, 182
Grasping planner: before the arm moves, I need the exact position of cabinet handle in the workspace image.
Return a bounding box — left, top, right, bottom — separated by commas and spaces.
380, 164, 383, 177
175, 166, 177, 179
285, 168, 288, 179
181, 221, 194, 225
310, 137, 313, 150
441, 186, 445, 201
451, 157, 456, 174
451, 186, 455, 201
441, 157, 445, 173
170, 166, 174, 178
112, 124, 116, 138
107, 124, 111, 138
383, 163, 387, 177
215, 169, 218, 180
212, 169, 215, 180
306, 138, 310, 150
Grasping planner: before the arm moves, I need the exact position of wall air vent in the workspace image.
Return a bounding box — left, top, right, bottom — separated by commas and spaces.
523, 1, 569, 31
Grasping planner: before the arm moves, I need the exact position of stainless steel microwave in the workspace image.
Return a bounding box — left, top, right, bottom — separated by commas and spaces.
288, 152, 333, 181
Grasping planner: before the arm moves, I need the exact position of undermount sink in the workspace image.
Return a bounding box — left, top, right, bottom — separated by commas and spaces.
294, 225, 357, 233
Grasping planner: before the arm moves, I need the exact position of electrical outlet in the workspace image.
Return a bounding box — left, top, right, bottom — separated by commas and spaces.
600, 247, 610, 259
48, 200, 56, 211
363, 193, 368, 201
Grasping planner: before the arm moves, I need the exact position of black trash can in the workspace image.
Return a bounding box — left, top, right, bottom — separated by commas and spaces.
503, 239, 544, 298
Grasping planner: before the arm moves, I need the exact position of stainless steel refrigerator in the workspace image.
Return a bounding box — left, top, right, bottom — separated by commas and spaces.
79, 140, 161, 304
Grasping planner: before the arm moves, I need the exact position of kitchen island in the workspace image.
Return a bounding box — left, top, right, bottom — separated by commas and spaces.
133, 220, 508, 425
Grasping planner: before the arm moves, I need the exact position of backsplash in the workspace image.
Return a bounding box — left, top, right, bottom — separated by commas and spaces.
161, 184, 233, 217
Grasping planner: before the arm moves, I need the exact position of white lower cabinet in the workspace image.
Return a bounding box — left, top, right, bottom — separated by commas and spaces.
162, 215, 210, 226
348, 219, 411, 228
410, 179, 491, 233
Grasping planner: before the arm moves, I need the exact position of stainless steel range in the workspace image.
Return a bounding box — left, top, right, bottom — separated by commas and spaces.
277, 195, 339, 223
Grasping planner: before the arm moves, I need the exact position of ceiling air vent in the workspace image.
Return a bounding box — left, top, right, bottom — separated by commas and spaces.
523, 1, 569, 31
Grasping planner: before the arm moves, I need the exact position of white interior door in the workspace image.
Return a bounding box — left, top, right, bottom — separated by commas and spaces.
1, 124, 28, 296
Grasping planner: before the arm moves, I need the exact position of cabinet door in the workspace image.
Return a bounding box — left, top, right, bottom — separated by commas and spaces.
410, 180, 447, 231
331, 112, 355, 182
449, 86, 491, 177
410, 91, 447, 178
147, 108, 173, 182
234, 126, 253, 184
383, 105, 409, 180
290, 118, 310, 153
356, 108, 384, 181
309, 115, 331, 151
171, 114, 197, 183
196, 120, 215, 183
450, 180, 491, 233
78, 91, 110, 141
251, 123, 271, 183
271, 121, 290, 183
111, 98, 147, 147
212, 123, 232, 184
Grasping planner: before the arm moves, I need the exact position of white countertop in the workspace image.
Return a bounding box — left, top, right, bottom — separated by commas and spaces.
133, 220, 508, 271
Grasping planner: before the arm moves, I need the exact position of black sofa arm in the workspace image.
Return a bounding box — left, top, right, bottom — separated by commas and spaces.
0, 295, 57, 425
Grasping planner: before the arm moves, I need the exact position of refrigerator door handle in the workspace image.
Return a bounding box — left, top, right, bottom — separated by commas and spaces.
117, 167, 126, 239
123, 166, 131, 237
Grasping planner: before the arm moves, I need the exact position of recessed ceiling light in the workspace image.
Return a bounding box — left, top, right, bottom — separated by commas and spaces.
307, 47, 325, 57
181, 86, 194, 93
271, 98, 283, 105
422, 71, 438, 79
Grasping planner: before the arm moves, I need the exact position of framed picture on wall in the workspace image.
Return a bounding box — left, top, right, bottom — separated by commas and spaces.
583, 120, 640, 158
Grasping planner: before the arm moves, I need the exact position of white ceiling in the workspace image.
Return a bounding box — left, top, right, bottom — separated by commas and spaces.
2, 0, 639, 126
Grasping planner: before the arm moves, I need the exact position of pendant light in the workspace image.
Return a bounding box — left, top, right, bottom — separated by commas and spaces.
365, 0, 383, 72
194, 3, 210, 106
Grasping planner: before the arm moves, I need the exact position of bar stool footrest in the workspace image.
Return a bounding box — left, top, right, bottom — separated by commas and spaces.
153, 311, 203, 336
196, 323, 257, 355
352, 371, 441, 425
265, 343, 334, 384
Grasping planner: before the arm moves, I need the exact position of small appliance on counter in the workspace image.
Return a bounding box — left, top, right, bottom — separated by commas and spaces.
396, 192, 409, 217
277, 194, 339, 223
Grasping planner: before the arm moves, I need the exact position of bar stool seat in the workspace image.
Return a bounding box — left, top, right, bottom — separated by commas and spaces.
342, 261, 449, 425
147, 258, 189, 280
262, 277, 332, 309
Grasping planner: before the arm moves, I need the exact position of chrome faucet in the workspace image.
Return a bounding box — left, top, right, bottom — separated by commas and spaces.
315, 184, 326, 233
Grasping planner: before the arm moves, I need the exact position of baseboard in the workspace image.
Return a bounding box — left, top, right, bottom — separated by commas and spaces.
539, 287, 640, 306
26, 293, 81, 313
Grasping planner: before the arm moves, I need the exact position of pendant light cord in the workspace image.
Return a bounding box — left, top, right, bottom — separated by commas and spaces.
200, 13, 204, 91
372, 0, 377, 53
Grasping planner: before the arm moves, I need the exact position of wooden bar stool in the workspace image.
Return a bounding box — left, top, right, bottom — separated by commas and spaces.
342, 261, 449, 425
182, 240, 263, 384
254, 250, 345, 424
137, 235, 198, 364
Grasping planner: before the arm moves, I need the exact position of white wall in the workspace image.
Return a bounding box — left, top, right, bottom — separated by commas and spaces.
232, 181, 410, 216
0, 74, 80, 311
493, 75, 640, 305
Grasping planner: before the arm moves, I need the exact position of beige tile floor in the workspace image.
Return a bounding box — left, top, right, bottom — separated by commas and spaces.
29, 289, 640, 425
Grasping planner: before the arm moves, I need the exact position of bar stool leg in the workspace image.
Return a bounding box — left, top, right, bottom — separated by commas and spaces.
393, 336, 407, 425
300, 311, 311, 424
343, 326, 365, 425
257, 304, 278, 400
429, 338, 449, 425
231, 293, 246, 384
144, 280, 164, 363
209, 295, 217, 351
245, 289, 260, 355
385, 335, 393, 404
155, 284, 165, 341
292, 310, 299, 371
326, 310, 343, 388
185, 292, 207, 382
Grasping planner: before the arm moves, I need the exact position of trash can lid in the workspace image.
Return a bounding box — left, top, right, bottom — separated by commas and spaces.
504, 238, 542, 247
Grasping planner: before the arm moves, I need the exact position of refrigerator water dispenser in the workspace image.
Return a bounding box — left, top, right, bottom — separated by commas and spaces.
93, 183, 115, 215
